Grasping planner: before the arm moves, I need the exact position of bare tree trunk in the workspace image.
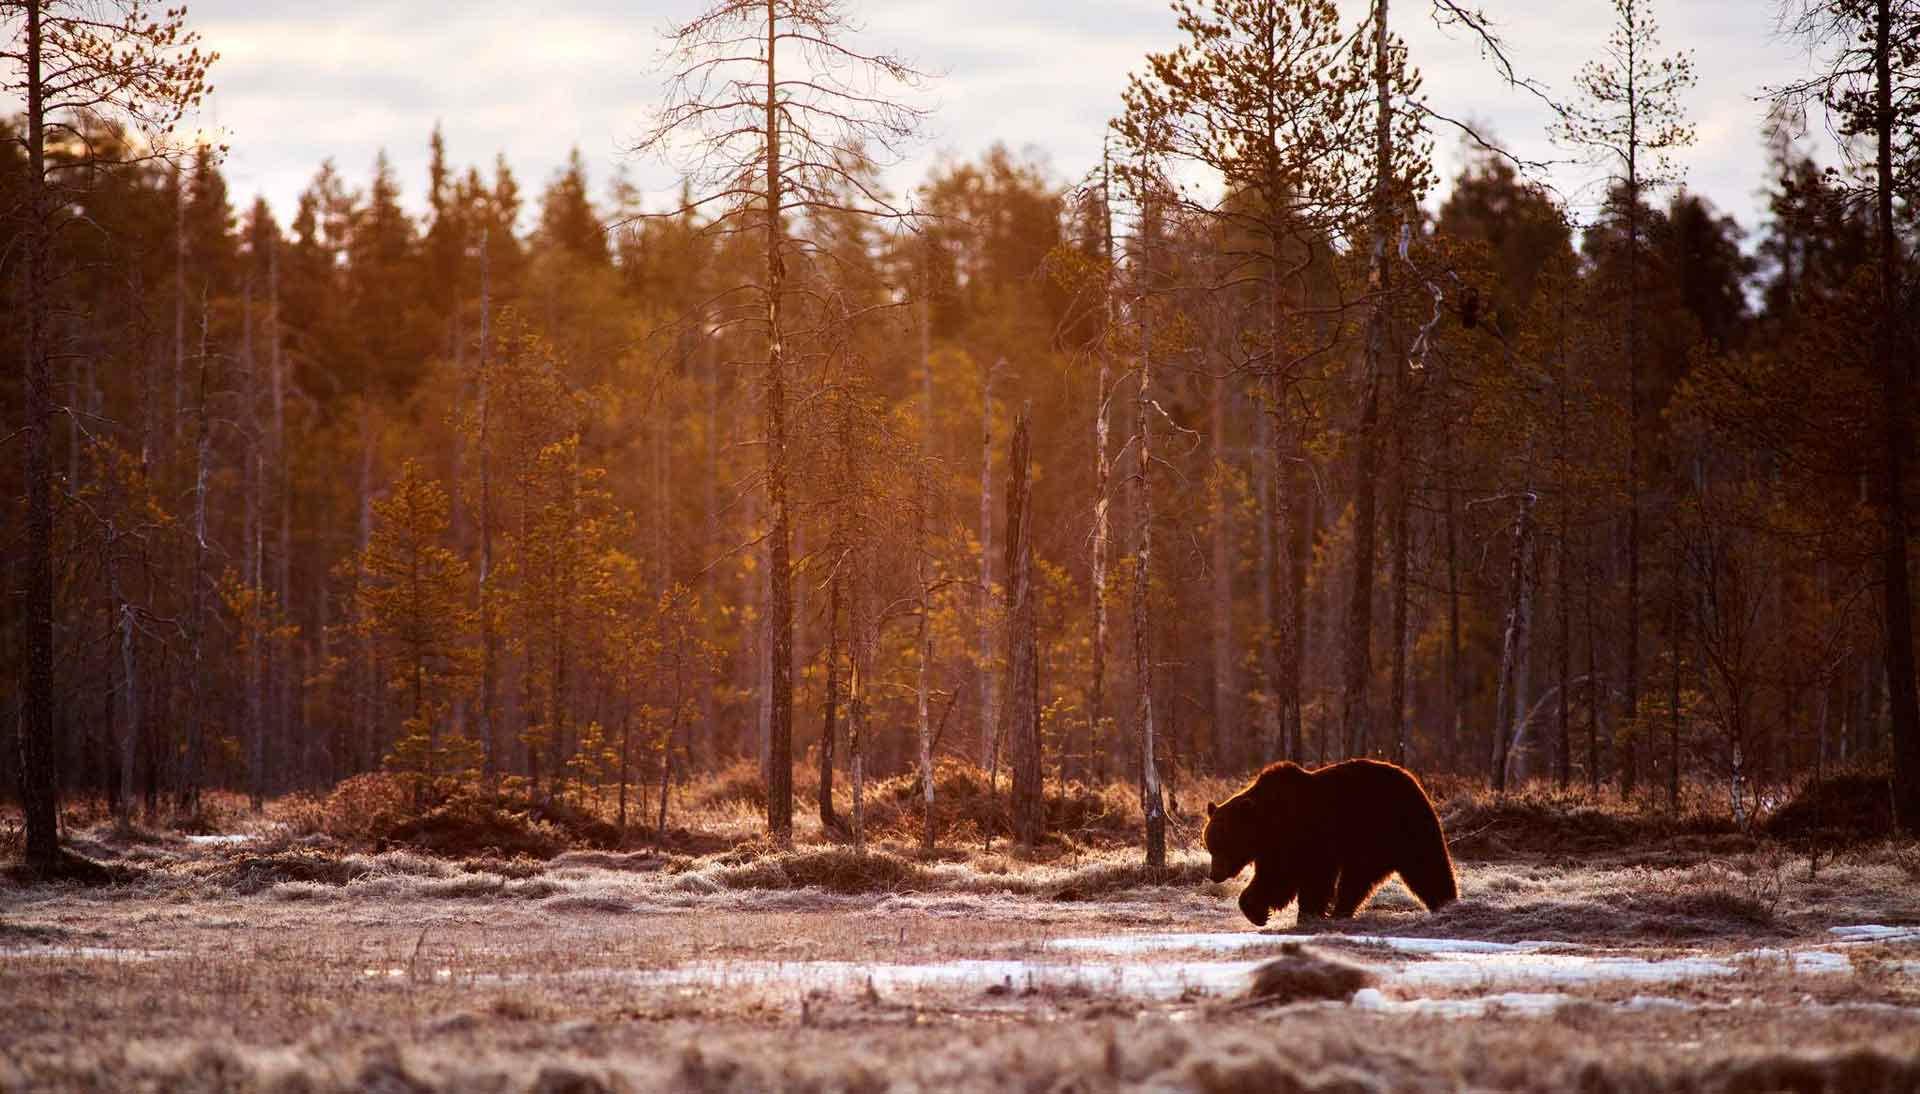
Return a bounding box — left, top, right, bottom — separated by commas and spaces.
1556, 299, 1573, 790
1621, 61, 1644, 800
182, 298, 213, 813
243, 280, 266, 809
1135, 240, 1167, 869
917, 278, 938, 851
757, 551, 772, 776
1586, 531, 1603, 790
850, 583, 870, 854
1089, 147, 1116, 783
1342, 0, 1395, 761
356, 407, 377, 775
762, 0, 796, 845
1870, 0, 1920, 832
477, 228, 499, 786
173, 162, 186, 447
20, 0, 60, 869
618, 701, 631, 832
658, 699, 681, 841
1492, 487, 1537, 792
659, 345, 676, 590
1272, 377, 1304, 763
1211, 354, 1235, 771
662, 645, 685, 836
1256, 386, 1278, 764
113, 577, 140, 829
1388, 371, 1410, 767
979, 358, 1002, 765
1669, 546, 1684, 808
1444, 458, 1463, 773
270, 231, 295, 790
820, 572, 843, 836
1817, 561, 1832, 781
1004, 409, 1042, 849
703, 334, 721, 770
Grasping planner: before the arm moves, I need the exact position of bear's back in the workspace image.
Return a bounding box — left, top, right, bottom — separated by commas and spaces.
1306, 759, 1438, 827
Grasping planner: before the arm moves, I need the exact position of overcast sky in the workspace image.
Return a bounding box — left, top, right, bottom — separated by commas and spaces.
134, 1, 1839, 240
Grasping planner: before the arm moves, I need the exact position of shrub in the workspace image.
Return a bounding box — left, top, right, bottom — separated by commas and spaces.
1764, 769, 1896, 848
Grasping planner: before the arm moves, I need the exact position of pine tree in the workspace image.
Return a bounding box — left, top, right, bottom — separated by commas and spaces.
357, 459, 476, 790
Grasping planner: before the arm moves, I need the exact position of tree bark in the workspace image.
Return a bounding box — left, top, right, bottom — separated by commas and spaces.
1388, 357, 1410, 767
1211, 350, 1236, 770
1342, 0, 1395, 761
761, 0, 796, 846
917, 274, 938, 851
270, 230, 295, 791
182, 297, 214, 812
1004, 409, 1042, 849
1089, 148, 1116, 783
1444, 453, 1462, 773
1492, 488, 1537, 792
1669, 545, 1684, 808
477, 228, 500, 786
1870, 0, 1920, 832
243, 280, 266, 809
849, 582, 870, 854
1586, 530, 1603, 790
979, 359, 1001, 766
1135, 233, 1167, 869
19, 0, 60, 871
1256, 383, 1278, 764
1621, 24, 1644, 800
820, 572, 843, 836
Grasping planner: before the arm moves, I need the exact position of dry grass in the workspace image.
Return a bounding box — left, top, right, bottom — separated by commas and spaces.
4, 816, 1918, 1093
1766, 769, 1900, 847
1432, 779, 1748, 861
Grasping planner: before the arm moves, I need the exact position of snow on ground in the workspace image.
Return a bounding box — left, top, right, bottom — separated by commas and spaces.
296, 924, 1920, 1013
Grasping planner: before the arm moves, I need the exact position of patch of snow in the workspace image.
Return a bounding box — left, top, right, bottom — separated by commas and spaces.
183, 833, 255, 846
1387, 945, 1911, 989
0, 945, 172, 962
1619, 994, 1698, 1013
359, 967, 463, 982
1830, 925, 1920, 944
1048, 932, 1297, 956
1332, 934, 1559, 956
1047, 932, 1555, 958
565, 957, 1271, 1000
1349, 987, 1573, 1018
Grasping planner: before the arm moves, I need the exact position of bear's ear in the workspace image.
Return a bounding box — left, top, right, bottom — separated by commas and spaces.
1206, 801, 1217, 816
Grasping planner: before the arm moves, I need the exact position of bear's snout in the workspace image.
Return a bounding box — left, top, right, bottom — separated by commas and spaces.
1208, 860, 1238, 884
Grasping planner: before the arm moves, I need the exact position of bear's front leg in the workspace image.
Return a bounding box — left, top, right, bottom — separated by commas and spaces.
1237, 864, 1299, 927
1295, 859, 1337, 922
1237, 878, 1271, 926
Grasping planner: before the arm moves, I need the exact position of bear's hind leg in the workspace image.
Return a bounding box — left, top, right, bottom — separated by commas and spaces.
1396, 842, 1459, 911
1332, 866, 1392, 919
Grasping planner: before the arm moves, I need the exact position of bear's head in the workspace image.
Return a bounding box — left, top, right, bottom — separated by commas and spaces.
1204, 763, 1314, 883
1202, 796, 1261, 883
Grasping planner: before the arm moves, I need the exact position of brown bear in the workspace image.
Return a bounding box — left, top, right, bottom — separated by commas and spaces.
1204, 759, 1457, 926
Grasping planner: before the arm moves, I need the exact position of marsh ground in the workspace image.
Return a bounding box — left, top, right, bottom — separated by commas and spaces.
4, 776, 1919, 1092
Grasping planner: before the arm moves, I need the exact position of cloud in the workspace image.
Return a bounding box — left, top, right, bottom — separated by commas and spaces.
154, 0, 1833, 240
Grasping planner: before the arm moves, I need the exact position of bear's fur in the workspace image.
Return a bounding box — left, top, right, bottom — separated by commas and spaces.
1203, 759, 1457, 926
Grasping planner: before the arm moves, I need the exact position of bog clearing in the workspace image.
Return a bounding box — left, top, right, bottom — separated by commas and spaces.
3, 771, 1919, 1092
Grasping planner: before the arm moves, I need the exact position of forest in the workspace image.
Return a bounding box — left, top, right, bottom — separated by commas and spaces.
4, 0, 1920, 864
9, 2, 1920, 1091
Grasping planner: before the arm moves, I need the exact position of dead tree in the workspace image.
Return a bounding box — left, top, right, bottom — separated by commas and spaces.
632, 0, 931, 845
1491, 486, 1539, 792
1002, 408, 1042, 850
